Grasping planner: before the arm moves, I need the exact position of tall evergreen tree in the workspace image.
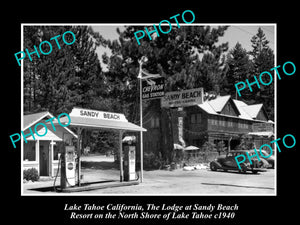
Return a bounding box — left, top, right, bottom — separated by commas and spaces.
249, 27, 270, 58
23, 25, 121, 154
223, 42, 253, 99
249, 28, 274, 120
23, 26, 105, 116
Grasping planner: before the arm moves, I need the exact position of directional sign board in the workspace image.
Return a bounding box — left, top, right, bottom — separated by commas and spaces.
142, 77, 165, 100
161, 87, 204, 108
252, 122, 274, 132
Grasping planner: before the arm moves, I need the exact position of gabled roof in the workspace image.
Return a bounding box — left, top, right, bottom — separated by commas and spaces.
233, 100, 253, 120
241, 104, 263, 119
207, 95, 231, 113
23, 111, 52, 130
23, 111, 77, 138
198, 101, 218, 115
26, 126, 63, 141
198, 95, 268, 121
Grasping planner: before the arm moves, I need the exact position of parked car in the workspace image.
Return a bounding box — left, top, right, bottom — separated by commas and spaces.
210, 150, 267, 174
260, 150, 275, 169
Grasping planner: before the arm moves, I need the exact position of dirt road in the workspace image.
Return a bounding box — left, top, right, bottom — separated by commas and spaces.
80, 168, 275, 195
23, 154, 275, 195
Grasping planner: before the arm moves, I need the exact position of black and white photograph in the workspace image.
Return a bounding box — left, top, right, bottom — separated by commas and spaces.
4, 5, 298, 225
20, 24, 276, 196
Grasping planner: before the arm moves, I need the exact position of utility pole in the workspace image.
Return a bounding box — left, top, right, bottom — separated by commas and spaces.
137, 56, 161, 183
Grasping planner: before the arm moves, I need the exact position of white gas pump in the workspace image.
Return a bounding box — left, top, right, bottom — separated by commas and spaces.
124, 145, 136, 181
61, 146, 76, 188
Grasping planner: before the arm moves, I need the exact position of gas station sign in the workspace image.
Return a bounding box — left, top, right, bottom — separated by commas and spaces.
142, 77, 165, 100
69, 107, 128, 122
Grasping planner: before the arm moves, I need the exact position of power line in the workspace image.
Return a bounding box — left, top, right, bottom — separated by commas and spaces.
231, 26, 274, 44
261, 27, 274, 34
233, 26, 255, 36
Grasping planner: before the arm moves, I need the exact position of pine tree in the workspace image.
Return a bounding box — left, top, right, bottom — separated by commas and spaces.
250, 27, 270, 58
23, 26, 105, 116
249, 28, 274, 120
224, 42, 253, 99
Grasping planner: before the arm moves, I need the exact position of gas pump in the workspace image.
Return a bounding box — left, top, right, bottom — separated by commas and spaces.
123, 136, 136, 181
61, 146, 76, 188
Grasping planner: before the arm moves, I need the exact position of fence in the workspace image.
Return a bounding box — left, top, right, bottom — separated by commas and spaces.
183, 151, 220, 164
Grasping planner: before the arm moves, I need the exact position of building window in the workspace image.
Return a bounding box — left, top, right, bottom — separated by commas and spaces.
210, 118, 218, 126
53, 144, 59, 161
150, 116, 160, 128
228, 120, 233, 127
191, 114, 196, 124
219, 118, 226, 126
24, 143, 36, 161
228, 104, 231, 113
191, 113, 202, 124
238, 121, 249, 129
155, 117, 159, 127
214, 119, 218, 126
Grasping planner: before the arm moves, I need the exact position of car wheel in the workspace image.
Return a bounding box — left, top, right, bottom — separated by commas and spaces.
239, 164, 247, 174
210, 162, 217, 171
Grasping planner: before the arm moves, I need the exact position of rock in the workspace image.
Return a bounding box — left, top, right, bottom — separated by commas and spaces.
183, 166, 194, 171
195, 164, 208, 170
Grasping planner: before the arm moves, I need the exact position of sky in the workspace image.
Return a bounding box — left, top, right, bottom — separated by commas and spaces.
91, 24, 275, 70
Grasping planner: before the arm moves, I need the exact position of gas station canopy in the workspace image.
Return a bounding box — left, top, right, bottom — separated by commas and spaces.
58, 107, 146, 132
55, 107, 146, 189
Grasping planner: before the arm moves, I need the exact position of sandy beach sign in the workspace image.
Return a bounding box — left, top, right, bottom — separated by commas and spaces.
161, 87, 204, 108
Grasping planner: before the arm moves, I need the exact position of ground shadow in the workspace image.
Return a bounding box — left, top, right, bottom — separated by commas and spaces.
208, 169, 265, 175
201, 182, 274, 190
29, 180, 116, 192
81, 161, 119, 170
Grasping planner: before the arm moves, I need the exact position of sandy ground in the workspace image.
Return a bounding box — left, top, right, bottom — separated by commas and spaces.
23, 154, 275, 195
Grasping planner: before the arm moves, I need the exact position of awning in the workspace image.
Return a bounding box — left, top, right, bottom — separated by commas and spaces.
57, 107, 146, 132
184, 145, 199, 151
248, 131, 274, 137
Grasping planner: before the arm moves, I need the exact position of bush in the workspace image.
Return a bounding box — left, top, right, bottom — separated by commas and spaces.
143, 152, 167, 170
23, 168, 39, 182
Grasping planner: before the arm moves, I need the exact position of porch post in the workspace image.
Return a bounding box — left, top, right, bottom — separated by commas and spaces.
228, 137, 232, 152
77, 127, 82, 186
36, 140, 40, 175
119, 130, 124, 182
49, 140, 54, 177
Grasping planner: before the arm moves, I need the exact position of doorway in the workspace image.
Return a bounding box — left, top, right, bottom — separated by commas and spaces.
39, 141, 50, 176
230, 139, 241, 150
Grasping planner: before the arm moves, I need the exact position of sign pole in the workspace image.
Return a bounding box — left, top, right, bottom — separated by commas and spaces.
139, 74, 143, 183
137, 56, 162, 183
77, 127, 82, 186
119, 130, 124, 182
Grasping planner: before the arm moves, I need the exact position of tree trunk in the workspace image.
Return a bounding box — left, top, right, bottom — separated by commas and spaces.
160, 108, 174, 163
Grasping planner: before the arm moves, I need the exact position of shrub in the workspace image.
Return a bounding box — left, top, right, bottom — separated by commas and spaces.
143, 152, 167, 170
23, 168, 39, 182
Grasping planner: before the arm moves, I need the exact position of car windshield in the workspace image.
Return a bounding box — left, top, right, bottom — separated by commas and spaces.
228, 152, 247, 157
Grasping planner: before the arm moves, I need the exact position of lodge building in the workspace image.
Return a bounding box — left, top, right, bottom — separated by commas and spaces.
143, 94, 274, 156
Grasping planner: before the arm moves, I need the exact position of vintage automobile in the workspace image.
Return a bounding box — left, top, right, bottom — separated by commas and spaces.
210, 150, 267, 174
260, 150, 275, 169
